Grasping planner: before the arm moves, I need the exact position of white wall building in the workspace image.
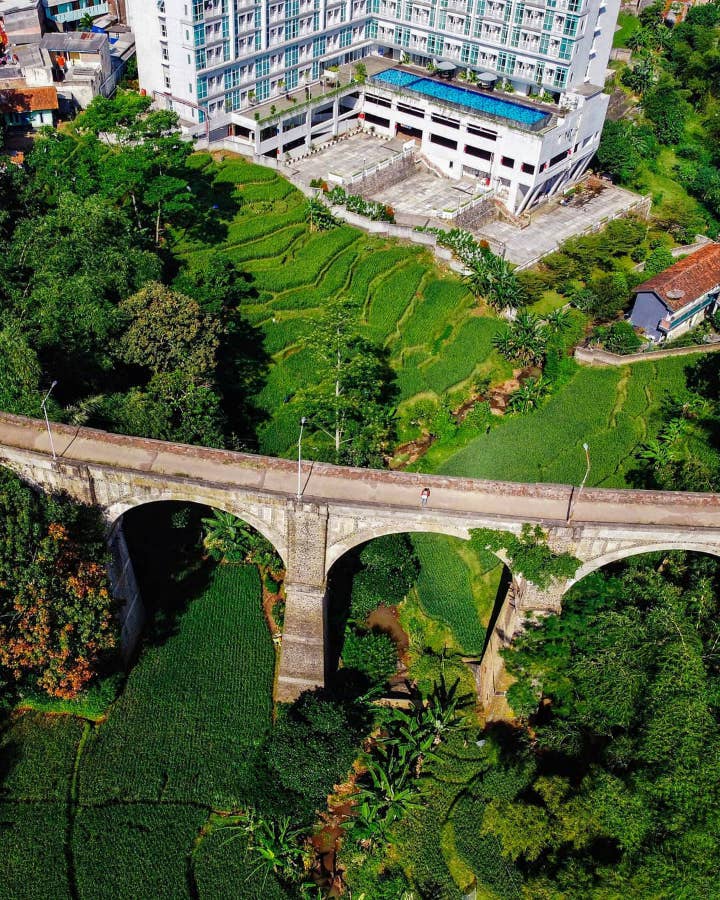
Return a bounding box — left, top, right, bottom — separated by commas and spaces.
127, 0, 621, 214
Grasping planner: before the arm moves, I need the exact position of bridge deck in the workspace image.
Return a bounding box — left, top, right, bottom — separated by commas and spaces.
1, 413, 719, 530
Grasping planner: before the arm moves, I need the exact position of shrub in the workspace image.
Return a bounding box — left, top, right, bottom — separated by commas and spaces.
593, 320, 643, 355
341, 628, 398, 685
359, 534, 419, 585
471, 524, 579, 588
262, 690, 370, 820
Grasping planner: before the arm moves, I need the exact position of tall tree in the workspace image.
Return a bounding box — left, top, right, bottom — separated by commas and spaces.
299, 298, 396, 466
118, 282, 221, 379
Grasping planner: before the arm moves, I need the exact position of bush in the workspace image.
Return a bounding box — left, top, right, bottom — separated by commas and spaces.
359, 534, 419, 585
341, 628, 398, 685
350, 568, 391, 620
262, 690, 370, 820
593, 320, 643, 355
643, 245, 674, 277
349, 534, 420, 621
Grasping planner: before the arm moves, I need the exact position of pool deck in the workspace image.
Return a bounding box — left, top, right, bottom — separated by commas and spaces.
371, 62, 560, 129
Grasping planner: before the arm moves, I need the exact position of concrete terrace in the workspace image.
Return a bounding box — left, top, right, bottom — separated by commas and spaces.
478, 181, 649, 268
284, 131, 483, 221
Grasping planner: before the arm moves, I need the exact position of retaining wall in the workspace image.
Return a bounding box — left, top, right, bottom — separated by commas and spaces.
350, 152, 418, 198
575, 342, 720, 366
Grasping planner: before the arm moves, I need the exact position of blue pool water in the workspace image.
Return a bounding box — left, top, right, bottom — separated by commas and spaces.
372, 69, 549, 127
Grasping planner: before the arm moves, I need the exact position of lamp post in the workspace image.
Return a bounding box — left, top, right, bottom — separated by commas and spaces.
296, 417, 341, 502
568, 442, 590, 522
297, 416, 307, 501
41, 381, 58, 461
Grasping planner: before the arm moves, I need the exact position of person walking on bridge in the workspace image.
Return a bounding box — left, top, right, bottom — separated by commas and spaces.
420, 486, 430, 508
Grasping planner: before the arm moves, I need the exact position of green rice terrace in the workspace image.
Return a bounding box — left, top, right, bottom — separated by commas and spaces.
3, 150, 718, 899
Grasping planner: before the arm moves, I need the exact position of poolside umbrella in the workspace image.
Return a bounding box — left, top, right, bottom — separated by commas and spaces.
435, 60, 457, 73
477, 72, 497, 84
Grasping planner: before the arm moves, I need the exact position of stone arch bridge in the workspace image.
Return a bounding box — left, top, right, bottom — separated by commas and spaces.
1, 412, 719, 706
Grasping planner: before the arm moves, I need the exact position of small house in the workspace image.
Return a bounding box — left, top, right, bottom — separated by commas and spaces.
0, 83, 57, 128
629, 243, 720, 342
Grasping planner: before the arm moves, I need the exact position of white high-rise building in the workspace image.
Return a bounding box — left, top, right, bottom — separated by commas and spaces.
128, 0, 621, 214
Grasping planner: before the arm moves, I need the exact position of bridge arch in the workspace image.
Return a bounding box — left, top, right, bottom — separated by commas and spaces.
566, 541, 720, 592
325, 521, 517, 575
105, 492, 289, 567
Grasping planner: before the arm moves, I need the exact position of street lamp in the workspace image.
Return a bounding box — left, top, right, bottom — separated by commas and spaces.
296, 417, 342, 502
41, 381, 58, 461
568, 442, 590, 522
297, 416, 307, 501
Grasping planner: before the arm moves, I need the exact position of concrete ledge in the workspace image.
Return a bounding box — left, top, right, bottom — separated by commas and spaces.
575, 343, 720, 366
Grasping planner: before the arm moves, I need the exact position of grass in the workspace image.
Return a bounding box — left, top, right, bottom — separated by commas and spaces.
0, 801, 71, 899
193, 817, 292, 899
0, 712, 85, 802
633, 147, 708, 222
79, 565, 274, 807
613, 11, 641, 49
73, 804, 207, 900
440, 355, 698, 487
410, 535, 503, 657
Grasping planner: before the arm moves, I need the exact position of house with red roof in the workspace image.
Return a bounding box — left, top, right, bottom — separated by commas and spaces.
629, 243, 720, 342
0, 83, 57, 129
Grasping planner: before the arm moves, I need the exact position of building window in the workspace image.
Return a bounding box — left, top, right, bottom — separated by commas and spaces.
430, 133, 458, 150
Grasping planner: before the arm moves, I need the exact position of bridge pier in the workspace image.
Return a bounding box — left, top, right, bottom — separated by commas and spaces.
106, 517, 146, 661
276, 500, 330, 702
477, 575, 565, 718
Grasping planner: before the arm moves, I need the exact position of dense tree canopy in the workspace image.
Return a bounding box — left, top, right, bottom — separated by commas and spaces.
480, 550, 720, 896
0, 471, 117, 705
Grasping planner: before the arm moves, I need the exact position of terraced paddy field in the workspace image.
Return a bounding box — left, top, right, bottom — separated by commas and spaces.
176, 154, 512, 457
439, 354, 700, 487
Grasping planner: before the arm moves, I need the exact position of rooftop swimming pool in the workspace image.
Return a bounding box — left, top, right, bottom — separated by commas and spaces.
371, 69, 550, 128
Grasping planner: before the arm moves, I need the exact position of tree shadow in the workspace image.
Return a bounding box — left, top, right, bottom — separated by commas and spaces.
324, 548, 364, 681
173, 165, 244, 249
0, 737, 19, 798
481, 563, 513, 657
216, 301, 272, 449
121, 501, 213, 649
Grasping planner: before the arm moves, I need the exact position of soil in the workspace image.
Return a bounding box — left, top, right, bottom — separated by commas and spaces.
261, 570, 284, 636
486, 366, 539, 413
391, 433, 435, 468
367, 603, 410, 657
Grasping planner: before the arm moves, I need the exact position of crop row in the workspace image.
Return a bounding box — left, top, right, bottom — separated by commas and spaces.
78, 565, 274, 808
441, 355, 699, 486
411, 535, 489, 656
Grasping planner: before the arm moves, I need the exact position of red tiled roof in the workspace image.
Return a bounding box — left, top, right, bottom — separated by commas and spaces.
633, 243, 720, 312
0, 86, 59, 114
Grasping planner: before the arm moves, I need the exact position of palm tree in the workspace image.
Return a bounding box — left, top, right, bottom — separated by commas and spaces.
508, 376, 552, 414
465, 253, 524, 310
79, 12, 95, 30
224, 811, 311, 888
637, 438, 676, 468
355, 759, 422, 828
493, 311, 548, 365
464, 254, 492, 299
545, 308, 571, 333
201, 510, 283, 573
